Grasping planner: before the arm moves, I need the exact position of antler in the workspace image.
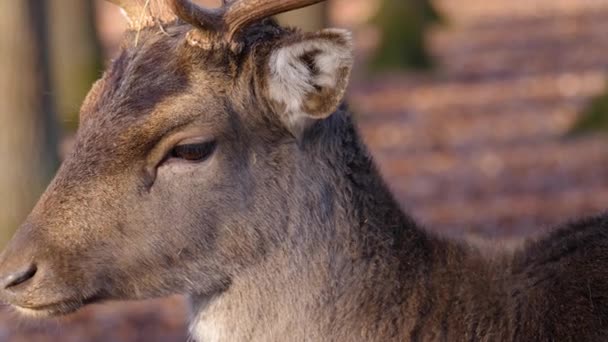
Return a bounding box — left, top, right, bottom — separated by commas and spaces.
109, 0, 325, 43
173, 0, 326, 41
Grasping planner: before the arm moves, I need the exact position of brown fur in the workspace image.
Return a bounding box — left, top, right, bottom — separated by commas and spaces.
0, 4, 607, 342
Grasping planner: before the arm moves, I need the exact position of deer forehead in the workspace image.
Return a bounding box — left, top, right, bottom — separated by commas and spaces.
69, 45, 237, 175
79, 30, 237, 138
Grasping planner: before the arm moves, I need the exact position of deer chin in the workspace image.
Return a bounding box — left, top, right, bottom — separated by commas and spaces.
11, 293, 104, 318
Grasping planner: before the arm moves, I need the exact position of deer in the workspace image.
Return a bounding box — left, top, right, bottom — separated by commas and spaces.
0, 0, 607, 341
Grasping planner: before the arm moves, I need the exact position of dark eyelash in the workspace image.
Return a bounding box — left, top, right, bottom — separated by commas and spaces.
170, 141, 216, 162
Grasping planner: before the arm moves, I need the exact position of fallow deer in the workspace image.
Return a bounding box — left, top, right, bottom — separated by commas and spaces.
0, 0, 607, 341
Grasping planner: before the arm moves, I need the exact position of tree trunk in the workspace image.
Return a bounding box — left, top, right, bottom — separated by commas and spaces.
277, 2, 328, 32
0, 0, 59, 246
48, 0, 103, 132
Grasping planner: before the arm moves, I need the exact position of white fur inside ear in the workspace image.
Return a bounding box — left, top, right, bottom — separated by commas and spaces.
267, 29, 353, 129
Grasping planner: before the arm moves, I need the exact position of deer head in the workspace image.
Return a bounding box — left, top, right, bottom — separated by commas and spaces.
0, 0, 353, 316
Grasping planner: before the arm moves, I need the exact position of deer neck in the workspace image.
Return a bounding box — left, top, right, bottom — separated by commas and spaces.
189, 109, 432, 341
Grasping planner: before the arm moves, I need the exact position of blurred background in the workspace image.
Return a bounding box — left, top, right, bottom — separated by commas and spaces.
1, 0, 607, 340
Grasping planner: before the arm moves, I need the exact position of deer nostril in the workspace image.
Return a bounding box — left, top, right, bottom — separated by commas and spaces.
2, 264, 37, 289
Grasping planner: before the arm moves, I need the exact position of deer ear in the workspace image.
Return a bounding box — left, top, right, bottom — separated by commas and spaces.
264, 29, 354, 136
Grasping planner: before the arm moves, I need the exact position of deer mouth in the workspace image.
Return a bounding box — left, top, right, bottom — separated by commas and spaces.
12, 293, 104, 317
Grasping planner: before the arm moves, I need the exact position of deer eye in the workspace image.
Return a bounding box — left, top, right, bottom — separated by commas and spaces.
169, 141, 216, 162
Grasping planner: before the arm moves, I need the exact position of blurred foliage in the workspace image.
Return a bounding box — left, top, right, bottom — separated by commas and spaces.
370, 0, 443, 71
570, 86, 608, 135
